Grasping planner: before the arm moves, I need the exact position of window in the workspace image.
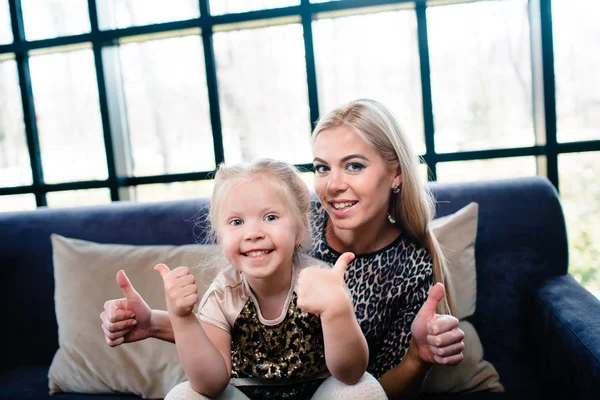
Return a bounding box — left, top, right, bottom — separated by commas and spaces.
210, 0, 299, 16
0, 0, 12, 44
21, 0, 91, 41
98, 0, 200, 30
46, 188, 111, 208
437, 157, 537, 183
428, 0, 534, 153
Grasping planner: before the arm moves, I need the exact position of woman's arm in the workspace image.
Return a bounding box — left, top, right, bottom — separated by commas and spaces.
170, 315, 231, 396
380, 283, 465, 399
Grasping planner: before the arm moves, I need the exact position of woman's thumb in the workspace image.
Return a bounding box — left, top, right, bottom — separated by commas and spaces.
419, 282, 445, 320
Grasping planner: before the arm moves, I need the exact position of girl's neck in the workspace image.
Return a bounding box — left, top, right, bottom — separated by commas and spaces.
326, 216, 401, 255
246, 261, 293, 320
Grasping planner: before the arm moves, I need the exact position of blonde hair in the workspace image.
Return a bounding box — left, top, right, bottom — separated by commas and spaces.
311, 99, 456, 316
207, 158, 312, 266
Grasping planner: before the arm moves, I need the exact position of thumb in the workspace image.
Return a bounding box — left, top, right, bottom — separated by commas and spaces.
419, 282, 445, 320
116, 269, 139, 300
332, 252, 355, 277
154, 263, 171, 279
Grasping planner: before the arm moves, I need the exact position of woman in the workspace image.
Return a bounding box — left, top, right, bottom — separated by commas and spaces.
100, 99, 464, 399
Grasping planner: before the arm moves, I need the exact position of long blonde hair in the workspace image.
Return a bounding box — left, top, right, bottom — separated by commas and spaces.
207, 158, 312, 266
311, 99, 456, 316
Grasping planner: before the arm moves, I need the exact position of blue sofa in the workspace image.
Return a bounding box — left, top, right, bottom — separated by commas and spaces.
1, 176, 599, 400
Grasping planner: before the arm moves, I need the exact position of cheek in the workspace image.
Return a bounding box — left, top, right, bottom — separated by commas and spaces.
314, 177, 327, 198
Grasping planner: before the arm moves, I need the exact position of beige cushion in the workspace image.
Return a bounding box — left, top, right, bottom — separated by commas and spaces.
423, 202, 504, 393
48, 234, 219, 399
431, 202, 479, 320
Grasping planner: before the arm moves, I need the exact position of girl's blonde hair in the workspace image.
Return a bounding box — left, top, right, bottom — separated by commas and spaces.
311, 99, 456, 316
207, 158, 312, 266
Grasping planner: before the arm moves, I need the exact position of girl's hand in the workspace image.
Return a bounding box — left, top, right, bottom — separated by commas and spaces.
410, 283, 465, 365
297, 252, 355, 319
154, 264, 199, 318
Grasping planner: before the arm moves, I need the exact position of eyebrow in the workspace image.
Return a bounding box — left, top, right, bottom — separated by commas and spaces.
313, 154, 369, 164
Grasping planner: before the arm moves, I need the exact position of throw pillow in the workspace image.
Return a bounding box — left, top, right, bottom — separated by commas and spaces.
431, 202, 479, 320
48, 234, 221, 399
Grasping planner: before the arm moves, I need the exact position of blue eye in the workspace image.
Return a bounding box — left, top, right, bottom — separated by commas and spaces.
346, 162, 365, 171
264, 215, 278, 222
229, 219, 243, 226
314, 164, 329, 174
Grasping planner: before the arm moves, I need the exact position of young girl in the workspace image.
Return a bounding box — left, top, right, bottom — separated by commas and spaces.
153, 159, 385, 400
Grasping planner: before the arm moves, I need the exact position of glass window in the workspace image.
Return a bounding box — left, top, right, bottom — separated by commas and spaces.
98, 0, 200, 30
0, 57, 32, 187
210, 0, 299, 15
559, 152, 600, 299
0, 0, 12, 44
119, 35, 214, 176
313, 9, 425, 154
553, 0, 600, 143
46, 188, 112, 208
21, 0, 91, 41
0, 193, 36, 212
133, 180, 215, 202
214, 23, 312, 164
29, 46, 108, 184
436, 156, 537, 183
427, 0, 534, 153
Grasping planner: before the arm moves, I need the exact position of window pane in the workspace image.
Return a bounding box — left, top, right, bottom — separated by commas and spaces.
119, 35, 214, 176
133, 180, 215, 202
313, 9, 425, 154
0, 58, 32, 187
214, 24, 312, 164
21, 0, 91, 41
0, 0, 12, 44
29, 48, 108, 184
46, 188, 111, 208
210, 0, 298, 15
436, 157, 537, 183
428, 0, 534, 152
553, 1, 600, 143
98, 0, 200, 30
0, 193, 36, 212
559, 152, 600, 298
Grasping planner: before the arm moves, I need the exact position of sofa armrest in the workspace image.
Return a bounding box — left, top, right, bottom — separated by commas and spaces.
529, 274, 600, 399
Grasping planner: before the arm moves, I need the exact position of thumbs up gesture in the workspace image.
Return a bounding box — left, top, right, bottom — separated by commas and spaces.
410, 283, 465, 365
297, 252, 355, 318
154, 264, 199, 318
100, 270, 152, 346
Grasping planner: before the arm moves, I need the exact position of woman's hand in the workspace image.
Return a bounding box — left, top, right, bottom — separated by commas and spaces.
154, 264, 199, 318
100, 270, 153, 346
410, 283, 465, 365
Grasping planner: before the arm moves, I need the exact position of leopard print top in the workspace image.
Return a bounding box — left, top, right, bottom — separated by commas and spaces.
309, 200, 434, 379
197, 253, 329, 398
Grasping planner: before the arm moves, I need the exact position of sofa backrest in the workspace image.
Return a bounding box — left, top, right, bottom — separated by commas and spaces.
0, 176, 568, 391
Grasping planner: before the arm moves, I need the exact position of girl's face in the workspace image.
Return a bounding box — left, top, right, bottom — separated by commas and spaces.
312, 125, 400, 233
216, 178, 300, 285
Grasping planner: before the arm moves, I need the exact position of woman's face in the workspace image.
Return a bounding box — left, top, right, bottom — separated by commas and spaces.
312, 125, 400, 232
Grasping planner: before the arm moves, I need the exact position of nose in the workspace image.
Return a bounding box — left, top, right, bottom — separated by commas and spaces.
326, 170, 347, 193
243, 222, 265, 241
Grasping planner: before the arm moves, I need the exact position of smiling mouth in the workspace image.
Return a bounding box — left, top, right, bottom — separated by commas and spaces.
330, 201, 358, 210
244, 250, 273, 258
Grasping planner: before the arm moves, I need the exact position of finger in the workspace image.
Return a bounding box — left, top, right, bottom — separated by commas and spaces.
102, 323, 132, 341
154, 263, 171, 278
116, 270, 140, 300
332, 252, 355, 277
101, 312, 138, 333
418, 282, 445, 321
103, 302, 136, 322
430, 340, 465, 358
106, 335, 125, 347
427, 328, 465, 348
427, 314, 460, 335
434, 352, 464, 365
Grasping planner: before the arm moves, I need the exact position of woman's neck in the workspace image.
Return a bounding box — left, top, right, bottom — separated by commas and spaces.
326, 216, 401, 255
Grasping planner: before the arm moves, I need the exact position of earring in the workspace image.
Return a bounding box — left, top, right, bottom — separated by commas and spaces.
296, 243, 302, 249
387, 213, 396, 224
392, 185, 400, 194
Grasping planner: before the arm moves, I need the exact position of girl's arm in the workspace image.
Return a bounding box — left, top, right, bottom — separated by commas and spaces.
297, 252, 368, 384
170, 315, 231, 396
320, 294, 369, 384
